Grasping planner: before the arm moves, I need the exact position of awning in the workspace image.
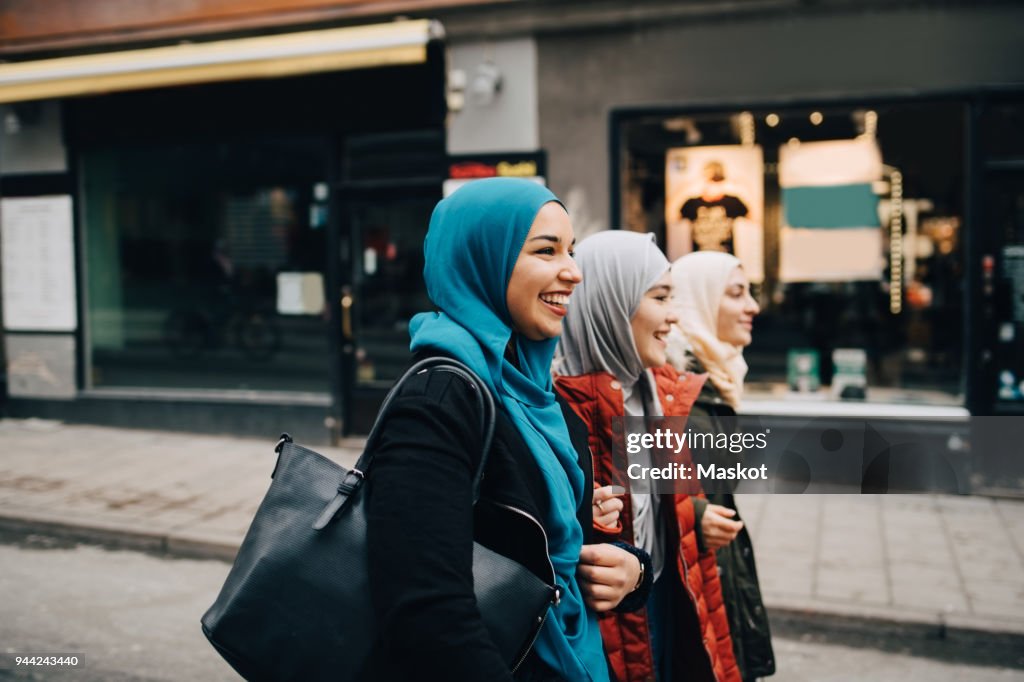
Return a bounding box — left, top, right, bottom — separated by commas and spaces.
0, 19, 443, 104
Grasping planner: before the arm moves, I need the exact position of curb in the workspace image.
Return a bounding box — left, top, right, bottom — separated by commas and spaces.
2, 510, 1023, 669
0, 512, 239, 563
767, 606, 1024, 670
765, 594, 1024, 638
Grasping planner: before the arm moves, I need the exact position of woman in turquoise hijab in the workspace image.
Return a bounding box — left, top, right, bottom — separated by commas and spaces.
365, 178, 650, 681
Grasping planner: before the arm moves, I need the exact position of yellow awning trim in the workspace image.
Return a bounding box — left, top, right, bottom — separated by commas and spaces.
0, 19, 442, 104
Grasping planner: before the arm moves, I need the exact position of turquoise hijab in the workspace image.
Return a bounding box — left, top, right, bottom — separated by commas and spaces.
410, 178, 609, 681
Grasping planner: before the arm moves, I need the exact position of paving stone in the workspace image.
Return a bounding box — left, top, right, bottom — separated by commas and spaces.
890, 585, 969, 613
963, 579, 1024, 604
885, 541, 951, 565
995, 498, 1024, 524
819, 539, 884, 564
935, 496, 1000, 512
969, 597, 1024, 621
880, 494, 940, 512
760, 536, 818, 556
816, 570, 889, 605
890, 564, 960, 587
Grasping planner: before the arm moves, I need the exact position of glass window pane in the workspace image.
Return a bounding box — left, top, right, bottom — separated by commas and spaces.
82, 137, 330, 393
621, 101, 966, 405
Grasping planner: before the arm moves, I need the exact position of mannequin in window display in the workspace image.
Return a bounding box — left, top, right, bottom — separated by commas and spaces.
680, 161, 749, 254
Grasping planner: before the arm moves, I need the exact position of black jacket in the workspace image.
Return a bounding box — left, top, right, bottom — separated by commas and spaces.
364, 362, 650, 681
688, 361, 775, 680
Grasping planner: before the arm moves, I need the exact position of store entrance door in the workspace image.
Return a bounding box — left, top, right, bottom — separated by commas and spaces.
332, 179, 441, 436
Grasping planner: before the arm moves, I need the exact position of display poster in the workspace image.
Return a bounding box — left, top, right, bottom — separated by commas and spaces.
276, 272, 326, 316
1, 196, 78, 331
664, 145, 764, 283
778, 138, 884, 283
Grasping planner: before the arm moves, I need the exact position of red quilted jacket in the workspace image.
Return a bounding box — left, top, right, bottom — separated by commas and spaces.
555, 365, 741, 682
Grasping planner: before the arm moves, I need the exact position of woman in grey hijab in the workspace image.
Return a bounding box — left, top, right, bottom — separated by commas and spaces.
554, 231, 741, 682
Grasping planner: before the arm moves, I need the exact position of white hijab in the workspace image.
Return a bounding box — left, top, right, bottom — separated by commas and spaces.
668, 251, 748, 409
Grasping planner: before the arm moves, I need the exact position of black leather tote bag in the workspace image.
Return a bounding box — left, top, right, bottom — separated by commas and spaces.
201, 357, 560, 682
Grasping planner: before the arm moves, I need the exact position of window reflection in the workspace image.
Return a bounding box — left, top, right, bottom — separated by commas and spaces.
621, 101, 966, 405
82, 138, 330, 392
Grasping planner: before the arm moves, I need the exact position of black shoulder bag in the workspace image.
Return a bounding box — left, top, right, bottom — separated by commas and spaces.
201, 357, 560, 681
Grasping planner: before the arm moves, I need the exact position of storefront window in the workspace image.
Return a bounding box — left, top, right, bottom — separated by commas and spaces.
81, 137, 330, 393
619, 101, 966, 405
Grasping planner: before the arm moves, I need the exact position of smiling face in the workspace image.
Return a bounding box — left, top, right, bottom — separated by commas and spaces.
716, 266, 760, 347
506, 202, 582, 341
630, 271, 678, 368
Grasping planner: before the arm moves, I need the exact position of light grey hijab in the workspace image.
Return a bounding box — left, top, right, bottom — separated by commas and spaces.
556, 230, 671, 389
556, 229, 672, 580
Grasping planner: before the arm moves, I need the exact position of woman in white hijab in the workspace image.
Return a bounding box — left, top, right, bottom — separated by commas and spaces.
668, 251, 775, 682
555, 231, 741, 682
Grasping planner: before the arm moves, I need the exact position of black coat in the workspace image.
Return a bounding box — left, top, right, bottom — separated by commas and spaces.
363, 362, 649, 682
689, 365, 776, 681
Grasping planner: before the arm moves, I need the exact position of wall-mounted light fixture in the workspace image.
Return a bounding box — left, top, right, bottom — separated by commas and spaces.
469, 61, 503, 106
447, 68, 467, 113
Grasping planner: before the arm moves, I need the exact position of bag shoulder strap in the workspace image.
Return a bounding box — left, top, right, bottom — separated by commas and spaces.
360, 356, 496, 502
295, 357, 497, 531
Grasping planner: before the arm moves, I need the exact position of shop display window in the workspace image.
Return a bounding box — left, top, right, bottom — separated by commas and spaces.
81, 136, 331, 393
619, 101, 966, 405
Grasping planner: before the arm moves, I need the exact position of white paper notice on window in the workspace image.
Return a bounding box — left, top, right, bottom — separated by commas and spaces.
1, 196, 78, 332
276, 272, 325, 316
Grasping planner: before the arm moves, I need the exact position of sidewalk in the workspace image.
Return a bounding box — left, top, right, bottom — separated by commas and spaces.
2, 418, 1023, 642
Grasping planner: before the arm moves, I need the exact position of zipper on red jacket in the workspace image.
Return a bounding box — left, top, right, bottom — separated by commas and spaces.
676, 513, 725, 682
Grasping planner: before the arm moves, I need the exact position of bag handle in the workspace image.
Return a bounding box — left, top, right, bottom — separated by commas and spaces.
294, 357, 497, 530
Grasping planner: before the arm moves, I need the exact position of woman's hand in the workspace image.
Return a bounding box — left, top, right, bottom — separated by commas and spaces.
700, 503, 743, 550
592, 485, 624, 527
577, 544, 642, 612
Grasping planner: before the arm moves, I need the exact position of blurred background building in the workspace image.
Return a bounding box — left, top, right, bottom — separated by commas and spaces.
1, 0, 1022, 489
